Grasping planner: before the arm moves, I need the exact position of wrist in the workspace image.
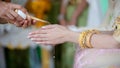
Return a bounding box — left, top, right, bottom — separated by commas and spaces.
58, 14, 65, 21
65, 30, 80, 44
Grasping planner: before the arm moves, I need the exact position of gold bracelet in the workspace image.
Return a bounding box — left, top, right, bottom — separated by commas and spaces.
79, 30, 100, 49
86, 30, 100, 48
79, 31, 85, 48
79, 30, 90, 49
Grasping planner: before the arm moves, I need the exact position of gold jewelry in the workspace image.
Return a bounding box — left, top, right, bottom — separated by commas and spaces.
86, 30, 100, 48
113, 16, 120, 30
113, 16, 120, 42
86, 32, 93, 48
79, 30, 90, 49
79, 30, 100, 49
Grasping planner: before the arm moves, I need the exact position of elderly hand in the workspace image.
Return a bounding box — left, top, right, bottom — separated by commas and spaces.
28, 25, 79, 45
0, 1, 36, 28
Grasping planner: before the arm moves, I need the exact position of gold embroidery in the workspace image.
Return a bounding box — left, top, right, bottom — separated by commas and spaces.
113, 16, 120, 42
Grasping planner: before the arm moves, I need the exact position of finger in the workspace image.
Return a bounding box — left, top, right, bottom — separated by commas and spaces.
10, 6, 26, 21
11, 4, 27, 13
9, 10, 19, 20
28, 33, 47, 38
8, 20, 14, 24
14, 22, 20, 27
13, 19, 25, 27
2, 16, 9, 21
40, 38, 65, 45
29, 34, 60, 43
16, 15, 24, 22
20, 20, 25, 26
9, 10, 17, 19
35, 40, 56, 45
30, 37, 55, 43
41, 24, 58, 29
34, 41, 52, 45
6, 13, 14, 20
16, 20, 24, 27
22, 20, 28, 28
32, 20, 37, 25
26, 16, 31, 26
35, 41, 47, 45
29, 29, 48, 35
30, 38, 48, 42
10, 11, 23, 22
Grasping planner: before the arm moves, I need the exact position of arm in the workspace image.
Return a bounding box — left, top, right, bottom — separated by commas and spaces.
28, 25, 120, 49
69, 0, 88, 25
60, 0, 69, 17
67, 31, 119, 49
0, 1, 8, 24
58, 0, 69, 26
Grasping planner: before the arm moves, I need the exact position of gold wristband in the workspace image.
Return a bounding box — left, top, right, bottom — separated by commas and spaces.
79, 30, 100, 49
79, 30, 89, 49
86, 30, 100, 48
86, 32, 93, 48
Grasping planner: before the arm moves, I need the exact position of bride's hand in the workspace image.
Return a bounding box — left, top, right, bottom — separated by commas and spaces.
28, 24, 79, 45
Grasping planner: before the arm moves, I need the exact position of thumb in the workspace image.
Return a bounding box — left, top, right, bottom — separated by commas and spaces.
10, 3, 27, 13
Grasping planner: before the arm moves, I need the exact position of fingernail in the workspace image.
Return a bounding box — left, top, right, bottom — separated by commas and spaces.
27, 36, 30, 38
35, 42, 40, 44
29, 33, 32, 35
31, 38, 35, 40
41, 26, 46, 28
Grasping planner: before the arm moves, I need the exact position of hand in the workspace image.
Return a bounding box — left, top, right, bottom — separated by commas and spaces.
20, 15, 36, 28
28, 25, 74, 45
0, 1, 36, 28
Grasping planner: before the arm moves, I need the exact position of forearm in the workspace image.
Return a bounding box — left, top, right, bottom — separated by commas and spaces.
60, 0, 69, 15
59, 0, 69, 25
71, 0, 88, 21
91, 33, 119, 49
66, 31, 120, 49
0, 1, 7, 24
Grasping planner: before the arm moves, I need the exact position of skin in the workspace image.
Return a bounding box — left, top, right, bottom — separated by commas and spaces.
59, 0, 88, 26
28, 0, 119, 49
0, 1, 36, 28
28, 25, 120, 49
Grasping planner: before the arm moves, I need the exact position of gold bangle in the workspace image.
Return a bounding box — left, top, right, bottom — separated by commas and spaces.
86, 30, 100, 48
79, 30, 89, 49
79, 31, 85, 48
79, 30, 100, 49
86, 32, 93, 48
